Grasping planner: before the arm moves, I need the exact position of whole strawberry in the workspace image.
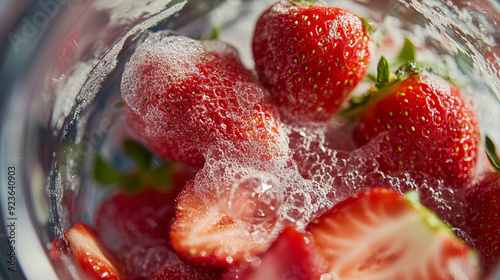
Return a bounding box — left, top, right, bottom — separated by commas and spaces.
122, 32, 281, 167
465, 137, 500, 275
252, 0, 372, 122
353, 73, 479, 187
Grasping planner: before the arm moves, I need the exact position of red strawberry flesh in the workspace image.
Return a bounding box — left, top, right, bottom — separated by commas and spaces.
170, 176, 270, 269
95, 185, 191, 279
63, 223, 123, 280
95, 187, 178, 252
307, 187, 479, 279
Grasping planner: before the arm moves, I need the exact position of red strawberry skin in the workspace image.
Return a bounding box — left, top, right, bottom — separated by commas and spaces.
95, 187, 181, 253
122, 35, 281, 167
465, 172, 500, 275
150, 264, 222, 280
252, 1, 371, 121
95, 187, 181, 279
353, 74, 479, 187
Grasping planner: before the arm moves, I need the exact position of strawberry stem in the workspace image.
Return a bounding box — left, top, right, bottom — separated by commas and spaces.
395, 61, 420, 80
94, 139, 174, 193
485, 135, 500, 172
339, 90, 376, 120
287, 0, 323, 6
361, 18, 377, 36
208, 26, 221, 40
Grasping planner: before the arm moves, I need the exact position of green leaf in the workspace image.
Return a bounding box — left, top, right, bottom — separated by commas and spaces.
120, 174, 144, 193
93, 155, 123, 185
376, 56, 390, 89
361, 18, 377, 36
208, 26, 221, 40
124, 139, 152, 172
339, 90, 376, 120
396, 37, 416, 64
417, 62, 451, 81
149, 164, 174, 190
485, 136, 500, 171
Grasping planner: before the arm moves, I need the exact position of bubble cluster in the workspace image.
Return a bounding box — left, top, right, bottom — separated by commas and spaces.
122, 32, 473, 249
121, 31, 283, 167
219, 171, 281, 225
285, 119, 469, 227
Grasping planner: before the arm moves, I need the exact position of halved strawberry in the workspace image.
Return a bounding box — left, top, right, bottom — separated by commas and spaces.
307, 187, 479, 279
63, 223, 123, 279
222, 227, 327, 280
169, 170, 276, 269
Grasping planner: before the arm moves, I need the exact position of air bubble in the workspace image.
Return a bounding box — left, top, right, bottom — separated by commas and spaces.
220, 172, 282, 225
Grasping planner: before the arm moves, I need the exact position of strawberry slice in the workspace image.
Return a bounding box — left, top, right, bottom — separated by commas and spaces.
222, 227, 327, 280
307, 187, 479, 279
170, 172, 274, 269
63, 223, 123, 279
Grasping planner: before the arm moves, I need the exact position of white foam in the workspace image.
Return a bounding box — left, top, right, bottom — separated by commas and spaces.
121, 33, 205, 114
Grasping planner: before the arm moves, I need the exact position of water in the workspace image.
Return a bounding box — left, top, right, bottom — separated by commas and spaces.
44, 0, 500, 277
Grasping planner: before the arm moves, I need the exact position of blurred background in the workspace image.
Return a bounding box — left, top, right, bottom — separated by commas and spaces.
1, 1, 52, 279
0, 0, 30, 51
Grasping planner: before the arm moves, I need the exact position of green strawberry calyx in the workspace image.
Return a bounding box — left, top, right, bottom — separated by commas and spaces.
361, 18, 377, 36
485, 135, 500, 172
341, 37, 451, 120
340, 55, 395, 120
93, 139, 174, 193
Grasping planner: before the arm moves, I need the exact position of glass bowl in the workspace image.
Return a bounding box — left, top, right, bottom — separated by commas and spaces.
1, 0, 499, 279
